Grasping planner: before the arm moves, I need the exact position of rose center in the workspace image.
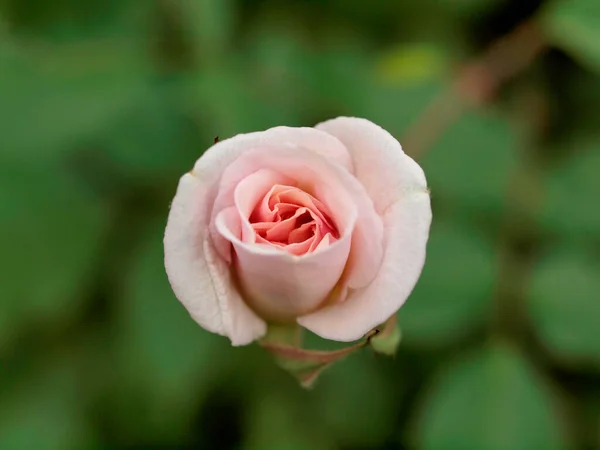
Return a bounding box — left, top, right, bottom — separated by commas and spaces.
248, 184, 339, 255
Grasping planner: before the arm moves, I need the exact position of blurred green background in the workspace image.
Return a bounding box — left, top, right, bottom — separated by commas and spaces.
1, 0, 600, 448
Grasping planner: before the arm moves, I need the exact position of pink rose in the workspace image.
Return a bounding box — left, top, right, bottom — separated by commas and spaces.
164, 117, 431, 345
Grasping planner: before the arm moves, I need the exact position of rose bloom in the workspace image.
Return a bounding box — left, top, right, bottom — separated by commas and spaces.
164, 117, 431, 345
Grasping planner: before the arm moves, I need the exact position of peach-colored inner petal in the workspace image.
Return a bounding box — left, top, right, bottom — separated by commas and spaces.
239, 183, 339, 256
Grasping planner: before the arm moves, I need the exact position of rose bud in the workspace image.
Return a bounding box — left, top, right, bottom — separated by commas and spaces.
164, 117, 431, 346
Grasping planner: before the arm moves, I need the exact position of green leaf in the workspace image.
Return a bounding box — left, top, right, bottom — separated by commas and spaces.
234, 14, 319, 124
181, 0, 234, 63
314, 352, 398, 447
242, 390, 333, 450
542, 0, 600, 73
243, 351, 397, 449
527, 247, 600, 367
539, 142, 600, 238
112, 218, 232, 441
0, 354, 98, 450
375, 43, 448, 86
418, 342, 568, 450
0, 161, 107, 353
0, 39, 150, 164
398, 220, 495, 347
364, 80, 444, 138
96, 82, 201, 182
188, 65, 297, 139
422, 111, 519, 216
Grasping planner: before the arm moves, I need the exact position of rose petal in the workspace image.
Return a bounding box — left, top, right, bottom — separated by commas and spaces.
263, 208, 309, 243
288, 219, 317, 244
234, 171, 335, 252
164, 175, 267, 346
269, 186, 336, 229
234, 170, 294, 219
316, 117, 428, 213
215, 205, 353, 321
299, 117, 431, 341
233, 169, 293, 245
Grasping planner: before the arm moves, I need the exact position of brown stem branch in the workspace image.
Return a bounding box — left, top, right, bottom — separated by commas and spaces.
403, 20, 549, 159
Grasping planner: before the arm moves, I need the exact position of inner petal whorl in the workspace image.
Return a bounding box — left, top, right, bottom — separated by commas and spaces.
249, 184, 339, 254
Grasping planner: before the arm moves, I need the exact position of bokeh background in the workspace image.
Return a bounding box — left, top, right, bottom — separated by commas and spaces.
1, 0, 600, 448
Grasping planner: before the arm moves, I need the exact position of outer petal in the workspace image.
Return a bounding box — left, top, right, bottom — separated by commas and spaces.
164, 175, 266, 345
315, 117, 428, 214
164, 125, 352, 345
299, 117, 431, 341
216, 206, 352, 321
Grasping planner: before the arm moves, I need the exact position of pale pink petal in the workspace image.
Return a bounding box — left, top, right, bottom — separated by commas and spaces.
253, 233, 315, 255
164, 174, 266, 346
255, 187, 294, 222
315, 117, 428, 213
215, 205, 353, 321
234, 170, 293, 219
315, 233, 333, 251
288, 220, 317, 244
260, 207, 328, 245
284, 236, 315, 255
263, 208, 308, 242
273, 187, 336, 228
235, 174, 333, 252
233, 169, 293, 245
299, 117, 431, 341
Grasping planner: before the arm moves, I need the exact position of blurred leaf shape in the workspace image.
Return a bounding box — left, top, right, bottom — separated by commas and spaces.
364, 81, 444, 138
0, 161, 107, 353
542, 0, 600, 73
0, 353, 97, 450
418, 342, 568, 450
398, 219, 495, 347
242, 389, 333, 450
0, 38, 151, 164
539, 141, 600, 238
243, 351, 396, 450
112, 218, 232, 442
422, 111, 519, 215
191, 65, 294, 136
234, 10, 321, 122
179, 0, 235, 62
96, 82, 201, 183
375, 44, 447, 86
528, 247, 600, 368
314, 352, 398, 447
